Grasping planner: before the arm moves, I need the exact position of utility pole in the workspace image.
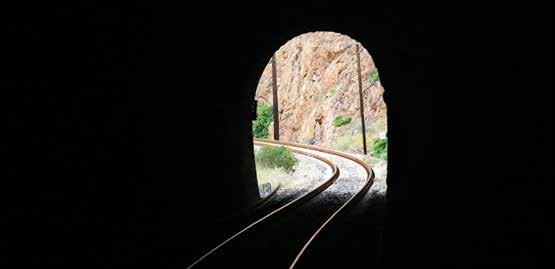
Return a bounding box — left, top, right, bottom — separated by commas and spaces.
356, 44, 368, 154
271, 54, 280, 140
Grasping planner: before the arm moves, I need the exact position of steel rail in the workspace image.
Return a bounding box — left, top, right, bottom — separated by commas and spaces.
253, 140, 341, 204
252, 138, 375, 269
186, 141, 340, 269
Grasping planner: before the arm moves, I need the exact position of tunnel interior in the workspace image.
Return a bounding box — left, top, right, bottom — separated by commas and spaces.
144, 18, 415, 265
10, 3, 553, 268
9, 6, 426, 267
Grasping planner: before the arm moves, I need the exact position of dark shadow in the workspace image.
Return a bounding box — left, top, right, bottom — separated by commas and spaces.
6, 4, 431, 268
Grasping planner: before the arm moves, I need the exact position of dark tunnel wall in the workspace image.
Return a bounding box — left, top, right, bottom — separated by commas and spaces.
238, 13, 430, 269
6, 4, 431, 268
144, 8, 430, 265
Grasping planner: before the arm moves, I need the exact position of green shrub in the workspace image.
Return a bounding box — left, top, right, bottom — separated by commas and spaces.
372, 138, 387, 159
255, 145, 298, 172
252, 102, 273, 138
333, 115, 352, 127
369, 69, 380, 86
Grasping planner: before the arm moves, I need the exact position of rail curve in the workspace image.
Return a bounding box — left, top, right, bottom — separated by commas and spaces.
187, 139, 374, 268
186, 140, 339, 269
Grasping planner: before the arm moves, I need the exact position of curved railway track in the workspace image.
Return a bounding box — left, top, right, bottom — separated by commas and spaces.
187, 139, 374, 269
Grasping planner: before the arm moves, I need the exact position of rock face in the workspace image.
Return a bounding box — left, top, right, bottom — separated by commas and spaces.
255, 32, 387, 153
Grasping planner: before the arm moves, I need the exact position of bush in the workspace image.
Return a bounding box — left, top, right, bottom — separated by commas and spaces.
372, 138, 387, 159
252, 102, 273, 138
369, 69, 380, 86
333, 115, 352, 127
255, 145, 298, 172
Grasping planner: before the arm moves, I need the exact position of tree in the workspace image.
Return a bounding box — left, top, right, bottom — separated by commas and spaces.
252, 102, 273, 138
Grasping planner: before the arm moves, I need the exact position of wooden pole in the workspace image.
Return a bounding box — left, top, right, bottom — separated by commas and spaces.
271, 54, 280, 140
356, 44, 368, 154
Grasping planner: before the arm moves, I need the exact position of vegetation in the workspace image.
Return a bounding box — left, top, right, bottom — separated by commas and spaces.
252, 102, 273, 138
372, 138, 387, 159
335, 135, 358, 151
333, 130, 388, 160
255, 145, 298, 172
326, 85, 339, 98
369, 69, 380, 86
334, 133, 368, 152
255, 166, 284, 194
333, 115, 352, 127
330, 85, 338, 96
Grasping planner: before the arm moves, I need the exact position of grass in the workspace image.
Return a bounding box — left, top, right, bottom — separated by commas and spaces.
334, 133, 370, 152
255, 165, 287, 191
335, 135, 358, 151
333, 130, 387, 159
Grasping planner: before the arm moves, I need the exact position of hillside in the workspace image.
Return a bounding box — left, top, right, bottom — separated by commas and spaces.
255, 32, 387, 155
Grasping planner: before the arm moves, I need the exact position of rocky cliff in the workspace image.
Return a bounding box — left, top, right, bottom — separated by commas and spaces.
255, 32, 387, 154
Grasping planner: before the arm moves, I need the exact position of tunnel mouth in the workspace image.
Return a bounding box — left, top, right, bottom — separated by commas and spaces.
251, 31, 388, 199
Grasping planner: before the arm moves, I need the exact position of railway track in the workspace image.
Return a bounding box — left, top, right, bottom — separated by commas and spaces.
187, 139, 374, 269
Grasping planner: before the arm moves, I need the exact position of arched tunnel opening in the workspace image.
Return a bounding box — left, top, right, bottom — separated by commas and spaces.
252, 31, 388, 201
